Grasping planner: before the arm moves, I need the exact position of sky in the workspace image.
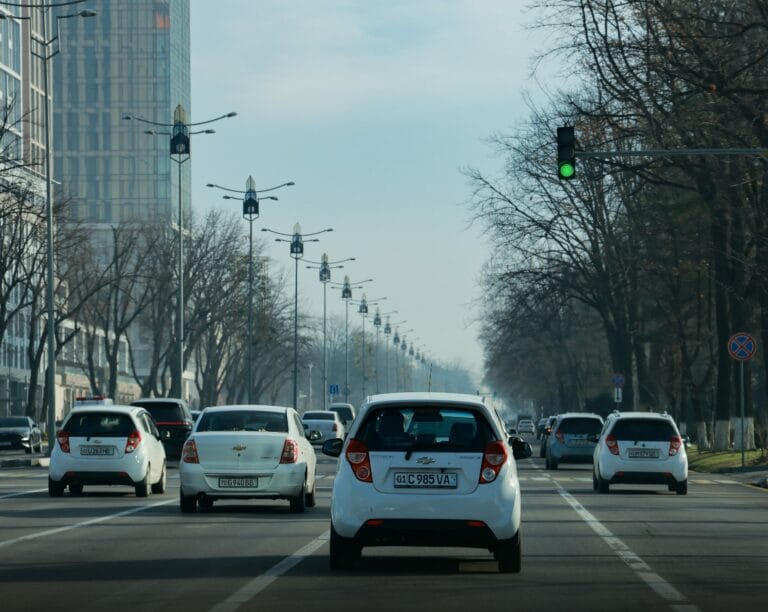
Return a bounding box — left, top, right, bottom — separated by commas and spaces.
189, 0, 551, 383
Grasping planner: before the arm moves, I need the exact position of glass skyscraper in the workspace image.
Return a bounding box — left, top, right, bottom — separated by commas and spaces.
53, 0, 190, 226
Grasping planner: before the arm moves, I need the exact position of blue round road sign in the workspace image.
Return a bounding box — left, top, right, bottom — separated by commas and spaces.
611, 373, 625, 387
727, 332, 757, 361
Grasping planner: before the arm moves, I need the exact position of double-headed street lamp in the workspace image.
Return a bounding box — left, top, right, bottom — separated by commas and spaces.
305, 254, 355, 410
0, 1, 97, 448
206, 178, 294, 403
262, 224, 332, 409
355, 294, 385, 399
373, 308, 397, 393
386, 320, 406, 392
124, 105, 236, 399
332, 276, 372, 403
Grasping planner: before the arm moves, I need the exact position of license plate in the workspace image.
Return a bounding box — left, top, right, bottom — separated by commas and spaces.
393, 472, 457, 489
628, 448, 659, 458
79, 446, 114, 456
218, 477, 258, 488
0, 441, 12, 446
568, 439, 591, 447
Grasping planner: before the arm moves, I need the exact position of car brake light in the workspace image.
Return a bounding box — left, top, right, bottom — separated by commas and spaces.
669, 435, 682, 456
280, 438, 299, 464
56, 431, 70, 453
182, 439, 199, 463
555, 430, 565, 443
125, 430, 142, 453
605, 434, 619, 456
479, 440, 507, 483
345, 438, 372, 483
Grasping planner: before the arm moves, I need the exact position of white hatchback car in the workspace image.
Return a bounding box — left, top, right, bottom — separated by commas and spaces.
49, 405, 167, 497
322, 392, 532, 572
179, 405, 317, 513
593, 411, 688, 494
302, 410, 345, 443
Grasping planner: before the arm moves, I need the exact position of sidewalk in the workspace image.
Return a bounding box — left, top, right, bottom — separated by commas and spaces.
692, 465, 768, 488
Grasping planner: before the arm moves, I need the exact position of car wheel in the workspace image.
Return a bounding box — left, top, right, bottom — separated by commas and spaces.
305, 474, 317, 508
69, 483, 83, 496
675, 479, 688, 495
290, 481, 307, 513
329, 524, 361, 570
667, 484, 676, 492
151, 462, 167, 494
592, 470, 598, 491
48, 477, 64, 497
135, 466, 151, 498
24, 445, 31, 455
198, 496, 214, 510
496, 531, 522, 574
598, 476, 610, 494
179, 488, 197, 513
549, 457, 559, 470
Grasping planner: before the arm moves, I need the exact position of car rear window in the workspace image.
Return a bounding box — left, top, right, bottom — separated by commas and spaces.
0, 417, 29, 427
330, 407, 354, 421
131, 401, 187, 422
64, 412, 136, 437
356, 404, 497, 452
558, 417, 603, 434
303, 412, 336, 420
196, 410, 288, 433
611, 419, 676, 441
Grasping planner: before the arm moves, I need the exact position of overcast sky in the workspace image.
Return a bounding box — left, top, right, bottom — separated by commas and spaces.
189, 0, 550, 382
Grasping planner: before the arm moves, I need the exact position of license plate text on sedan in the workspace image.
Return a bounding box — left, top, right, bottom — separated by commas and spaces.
393, 472, 457, 489
80, 446, 115, 456
628, 448, 659, 458
218, 477, 258, 488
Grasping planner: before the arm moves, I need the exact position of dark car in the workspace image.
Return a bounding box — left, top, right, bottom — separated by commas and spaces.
0, 416, 42, 454
130, 398, 193, 460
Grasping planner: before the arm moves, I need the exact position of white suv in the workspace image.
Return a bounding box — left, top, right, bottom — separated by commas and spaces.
49, 405, 167, 497
592, 411, 688, 495
322, 392, 532, 573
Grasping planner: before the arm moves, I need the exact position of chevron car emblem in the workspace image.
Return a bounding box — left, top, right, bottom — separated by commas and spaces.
416, 456, 435, 464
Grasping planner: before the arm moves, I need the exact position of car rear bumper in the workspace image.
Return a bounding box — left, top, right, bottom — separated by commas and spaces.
352, 519, 510, 548
52, 471, 141, 486
549, 445, 595, 463
598, 457, 687, 483
49, 452, 148, 483
180, 462, 306, 499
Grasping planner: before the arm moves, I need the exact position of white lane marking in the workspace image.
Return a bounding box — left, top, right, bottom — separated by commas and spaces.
553, 481, 700, 611
714, 479, 737, 485
210, 530, 330, 612
0, 488, 47, 499
0, 499, 174, 549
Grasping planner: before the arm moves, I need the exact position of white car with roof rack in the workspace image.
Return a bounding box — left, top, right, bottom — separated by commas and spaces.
592, 410, 688, 494
321, 392, 532, 573
49, 404, 167, 497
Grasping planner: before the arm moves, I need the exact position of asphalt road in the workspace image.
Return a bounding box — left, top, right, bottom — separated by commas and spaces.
0, 439, 766, 612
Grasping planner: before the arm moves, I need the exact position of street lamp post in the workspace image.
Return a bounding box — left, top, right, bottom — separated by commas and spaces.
386, 320, 406, 392
206, 178, 294, 403
124, 106, 236, 400
354, 295, 386, 399
262, 224, 332, 409
0, 1, 97, 449
373, 309, 397, 393
332, 276, 372, 404
306, 254, 354, 410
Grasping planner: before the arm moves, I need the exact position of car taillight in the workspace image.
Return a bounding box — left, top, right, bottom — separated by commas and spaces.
479, 440, 507, 483
605, 434, 619, 455
555, 430, 565, 443
56, 431, 70, 453
332, 423, 338, 432
345, 439, 372, 483
669, 435, 682, 456
125, 430, 142, 453
280, 438, 299, 464
182, 439, 199, 463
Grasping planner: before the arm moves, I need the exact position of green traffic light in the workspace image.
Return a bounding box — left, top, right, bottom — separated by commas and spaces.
559, 162, 575, 179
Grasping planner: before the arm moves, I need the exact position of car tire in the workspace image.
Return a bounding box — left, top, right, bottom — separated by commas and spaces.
598, 476, 610, 494
135, 466, 151, 498
69, 483, 83, 496
24, 445, 31, 455
290, 481, 307, 513
48, 477, 64, 497
675, 479, 688, 495
539, 443, 546, 458
496, 531, 522, 574
179, 488, 197, 513
151, 462, 167, 494
305, 474, 317, 508
549, 457, 559, 470
667, 484, 676, 492
198, 496, 214, 510
329, 524, 361, 570
592, 470, 599, 491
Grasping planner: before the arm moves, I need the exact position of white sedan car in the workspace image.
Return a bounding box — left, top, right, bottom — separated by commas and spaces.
49, 405, 167, 497
322, 392, 532, 572
302, 410, 345, 443
179, 405, 317, 513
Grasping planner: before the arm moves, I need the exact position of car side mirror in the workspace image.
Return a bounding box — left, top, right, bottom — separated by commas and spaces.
161, 430, 171, 440
510, 437, 532, 460
587, 433, 599, 443
308, 430, 322, 442
322, 438, 344, 457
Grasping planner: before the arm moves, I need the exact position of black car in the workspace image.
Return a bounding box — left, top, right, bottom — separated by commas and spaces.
0, 416, 42, 454
130, 398, 193, 460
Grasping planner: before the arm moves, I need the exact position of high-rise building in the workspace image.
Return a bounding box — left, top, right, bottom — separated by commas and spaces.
53, 0, 191, 226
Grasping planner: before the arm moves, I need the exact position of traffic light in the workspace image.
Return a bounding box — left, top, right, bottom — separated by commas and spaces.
556, 126, 576, 179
